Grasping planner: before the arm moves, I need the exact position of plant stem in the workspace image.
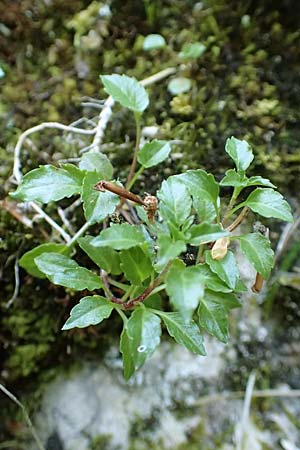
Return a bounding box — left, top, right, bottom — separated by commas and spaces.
127, 165, 145, 191
222, 186, 242, 225
196, 245, 204, 264
126, 113, 142, 189
66, 221, 91, 248
226, 206, 249, 232
115, 306, 128, 323
0, 384, 46, 450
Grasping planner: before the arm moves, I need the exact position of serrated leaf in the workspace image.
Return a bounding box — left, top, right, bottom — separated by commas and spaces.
155, 234, 186, 271
143, 34, 166, 51
167, 77, 192, 95
35, 253, 103, 291
91, 223, 146, 250
79, 152, 113, 179
156, 311, 206, 355
166, 260, 206, 319
239, 188, 293, 222
120, 246, 153, 285
78, 236, 121, 275
177, 170, 219, 220
138, 140, 171, 168
158, 175, 192, 230
62, 296, 113, 330
205, 250, 239, 289
100, 74, 149, 112
235, 233, 274, 279
19, 243, 71, 278
225, 136, 254, 172
82, 172, 119, 224
179, 42, 206, 59
125, 308, 161, 377
61, 164, 85, 185
10, 165, 82, 203
187, 222, 230, 246
198, 295, 229, 343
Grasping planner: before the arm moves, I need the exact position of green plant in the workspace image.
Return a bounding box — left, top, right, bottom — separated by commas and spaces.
11, 74, 293, 380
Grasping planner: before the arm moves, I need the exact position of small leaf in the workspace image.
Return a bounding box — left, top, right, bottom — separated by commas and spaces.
246, 176, 276, 188
198, 293, 230, 343
100, 74, 149, 112
35, 253, 102, 291
178, 170, 219, 220
120, 325, 135, 380
220, 169, 247, 187
179, 42, 206, 59
92, 223, 146, 250
235, 233, 274, 279
225, 136, 254, 172
155, 234, 186, 271
138, 140, 171, 168
143, 34, 166, 51
78, 236, 121, 275
239, 188, 293, 222
61, 164, 85, 185
187, 222, 230, 246
156, 311, 206, 355
120, 246, 153, 285
166, 260, 206, 319
167, 77, 192, 95
82, 172, 119, 224
125, 308, 161, 377
205, 250, 239, 289
10, 165, 82, 203
19, 243, 70, 278
196, 264, 233, 293
79, 152, 113, 179
62, 296, 113, 330
158, 175, 192, 229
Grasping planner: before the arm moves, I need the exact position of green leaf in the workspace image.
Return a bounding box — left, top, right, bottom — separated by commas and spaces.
178, 170, 219, 220
61, 164, 85, 185
79, 152, 113, 179
225, 136, 254, 172
78, 236, 121, 275
10, 165, 82, 203
166, 260, 206, 319
205, 250, 239, 289
120, 325, 135, 380
179, 42, 206, 59
196, 264, 233, 293
167, 77, 192, 95
143, 34, 166, 51
187, 222, 230, 246
198, 294, 229, 343
81, 172, 119, 224
137, 140, 171, 168
91, 223, 146, 250
35, 253, 103, 291
100, 74, 149, 112
156, 311, 206, 355
155, 234, 186, 271
19, 243, 71, 278
120, 247, 153, 285
220, 169, 247, 187
246, 176, 276, 188
235, 233, 274, 279
239, 188, 293, 222
158, 175, 192, 229
125, 308, 161, 376
220, 170, 276, 189
62, 296, 113, 330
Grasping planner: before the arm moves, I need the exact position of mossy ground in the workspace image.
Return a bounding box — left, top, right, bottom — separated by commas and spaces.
1, 0, 300, 447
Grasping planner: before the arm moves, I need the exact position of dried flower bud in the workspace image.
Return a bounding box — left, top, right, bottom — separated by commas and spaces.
211, 237, 230, 260
143, 195, 158, 223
